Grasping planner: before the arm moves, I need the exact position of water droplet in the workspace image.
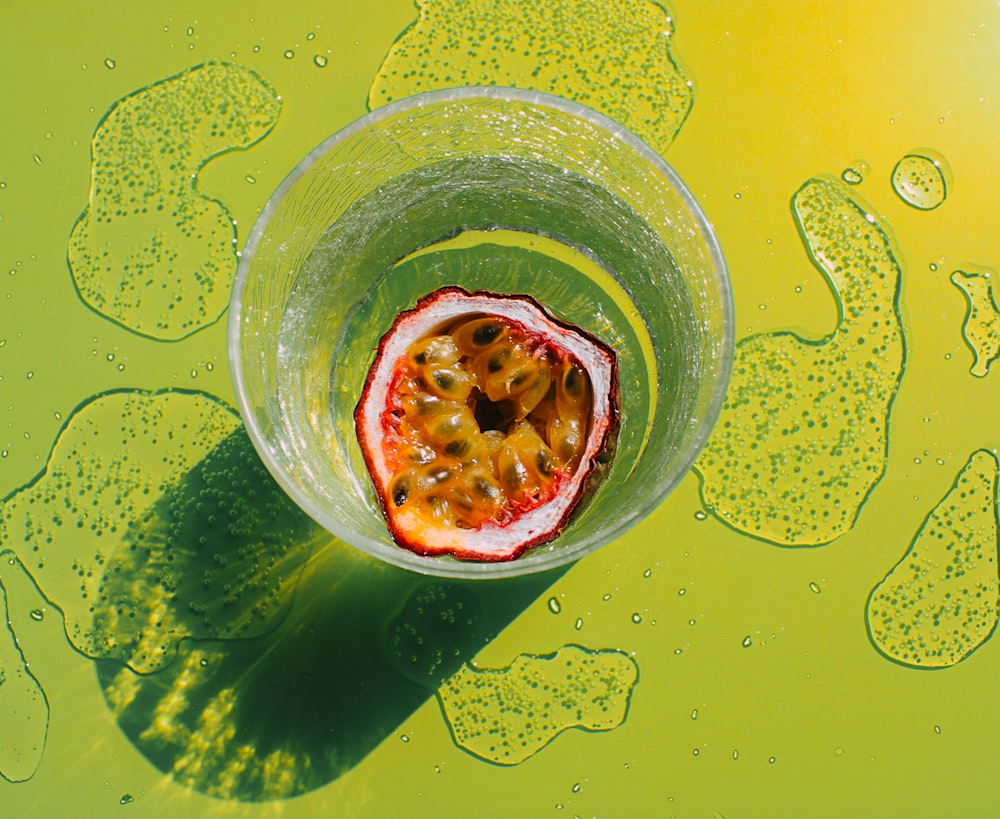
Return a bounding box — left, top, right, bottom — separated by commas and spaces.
734, 192, 742, 200
104, 58, 116, 69
691, 708, 698, 720
33, 154, 43, 166
306, 32, 316, 41
929, 263, 938, 271
834, 746, 844, 756
313, 54, 328, 68
933, 724, 942, 734
809, 582, 821, 594
602, 593, 612, 601
574, 617, 583, 630
244, 174, 257, 184
842, 167, 863, 185
891, 151, 950, 210
571, 782, 582, 793
631, 613, 642, 624
694, 510, 707, 521
742, 635, 752, 647
678, 588, 687, 596
29, 609, 44, 621
768, 756, 776, 764
186, 26, 194, 36
284, 49, 295, 59
547, 596, 561, 614
732, 749, 740, 760
692, 748, 700, 756
26, 371, 33, 379
400, 734, 410, 743
119, 794, 134, 805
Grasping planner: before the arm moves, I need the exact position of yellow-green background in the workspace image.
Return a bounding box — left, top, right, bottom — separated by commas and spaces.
2, 1, 999, 816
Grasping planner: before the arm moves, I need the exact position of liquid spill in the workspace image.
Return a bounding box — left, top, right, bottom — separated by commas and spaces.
0, 577, 48, 783
0, 389, 313, 674
367, 0, 693, 155
437, 644, 638, 765
386, 582, 487, 687
696, 176, 905, 545
866, 450, 999, 668
890, 151, 949, 211
951, 267, 1000, 378
67, 62, 281, 340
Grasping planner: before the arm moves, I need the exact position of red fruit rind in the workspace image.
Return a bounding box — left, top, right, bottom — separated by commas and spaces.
355, 286, 618, 561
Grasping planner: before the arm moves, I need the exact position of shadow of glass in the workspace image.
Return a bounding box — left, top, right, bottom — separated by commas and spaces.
95, 426, 564, 801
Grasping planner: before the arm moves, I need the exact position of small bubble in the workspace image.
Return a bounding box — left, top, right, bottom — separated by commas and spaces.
933, 724, 942, 734
190, 369, 198, 378
678, 588, 687, 596
199, 658, 208, 667
809, 582, 821, 594
691, 709, 698, 720
307, 32, 316, 41
834, 746, 844, 756
33, 154, 43, 166
186, 25, 194, 35
571, 783, 582, 793
400, 734, 410, 743
253, 45, 261, 53
314, 54, 329, 68
574, 617, 583, 630
26, 371, 33, 379
547, 596, 561, 614
742, 635, 752, 647
643, 568, 652, 578
106, 353, 115, 362
694, 510, 707, 521
284, 49, 295, 59
732, 749, 740, 760
631, 613, 642, 624
119, 794, 134, 805
104, 58, 116, 69
244, 174, 257, 184
929, 263, 938, 271
602, 593, 612, 601
768, 756, 776, 764
734, 192, 743, 200
205, 362, 214, 371
29, 609, 44, 621
692, 748, 700, 756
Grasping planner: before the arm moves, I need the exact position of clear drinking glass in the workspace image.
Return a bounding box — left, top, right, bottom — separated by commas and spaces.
228, 86, 734, 578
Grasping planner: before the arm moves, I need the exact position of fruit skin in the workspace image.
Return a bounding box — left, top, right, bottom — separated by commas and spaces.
354, 286, 619, 562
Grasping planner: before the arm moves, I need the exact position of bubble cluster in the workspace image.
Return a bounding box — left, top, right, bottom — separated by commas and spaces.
0, 578, 48, 783
866, 450, 999, 668
367, 0, 693, 155
891, 152, 949, 210
437, 644, 638, 765
951, 267, 1000, 378
385, 581, 486, 686
0, 390, 314, 673
67, 62, 281, 340
696, 177, 905, 545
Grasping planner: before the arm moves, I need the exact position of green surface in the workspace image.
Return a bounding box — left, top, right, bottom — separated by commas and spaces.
2, 1, 1000, 816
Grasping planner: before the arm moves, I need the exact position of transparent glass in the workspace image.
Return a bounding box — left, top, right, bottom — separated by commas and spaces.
228, 87, 734, 578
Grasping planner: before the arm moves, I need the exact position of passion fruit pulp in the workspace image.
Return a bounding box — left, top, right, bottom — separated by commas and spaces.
354, 286, 619, 561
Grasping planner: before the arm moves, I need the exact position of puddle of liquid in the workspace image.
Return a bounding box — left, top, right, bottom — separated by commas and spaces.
696, 176, 905, 545
367, 0, 693, 155
890, 151, 950, 211
437, 644, 638, 765
0, 575, 48, 783
951, 267, 1000, 378
67, 62, 281, 340
0, 389, 313, 674
866, 450, 999, 668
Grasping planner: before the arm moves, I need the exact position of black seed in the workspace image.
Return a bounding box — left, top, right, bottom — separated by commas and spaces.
474, 477, 499, 499
433, 371, 454, 390
536, 450, 555, 477
444, 439, 469, 456
413, 352, 426, 365
509, 369, 530, 388
488, 350, 509, 372
391, 478, 409, 507
473, 323, 503, 346
564, 366, 581, 394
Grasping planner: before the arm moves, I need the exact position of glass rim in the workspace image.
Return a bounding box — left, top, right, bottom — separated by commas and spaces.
228, 85, 735, 579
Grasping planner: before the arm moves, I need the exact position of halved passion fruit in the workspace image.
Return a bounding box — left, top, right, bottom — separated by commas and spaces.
354, 286, 619, 562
